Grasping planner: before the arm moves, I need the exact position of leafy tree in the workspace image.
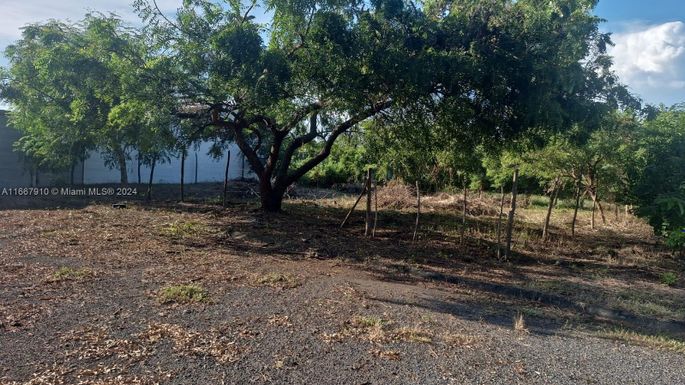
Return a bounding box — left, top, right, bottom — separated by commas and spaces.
626, 105, 685, 235
134, 0, 625, 211
1, 14, 179, 184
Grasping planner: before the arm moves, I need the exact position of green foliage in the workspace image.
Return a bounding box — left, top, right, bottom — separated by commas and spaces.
294, 134, 369, 187
1, 14, 180, 181
665, 231, 685, 251
660, 272, 679, 287
158, 284, 208, 303
627, 106, 685, 235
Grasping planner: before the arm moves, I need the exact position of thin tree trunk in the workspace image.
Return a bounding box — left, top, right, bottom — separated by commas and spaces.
194, 153, 198, 184
365, 169, 373, 236
505, 168, 519, 260
571, 185, 582, 237
70, 160, 76, 185
461, 176, 467, 244
591, 198, 596, 230
373, 178, 378, 237
223, 150, 231, 208
413, 181, 421, 242
115, 148, 128, 184
180, 150, 185, 202
589, 190, 606, 227
341, 185, 367, 228
496, 185, 505, 259
146, 157, 157, 201
137, 157, 141, 184
542, 177, 560, 241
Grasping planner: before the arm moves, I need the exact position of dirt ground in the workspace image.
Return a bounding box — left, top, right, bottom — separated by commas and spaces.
1, 183, 684, 384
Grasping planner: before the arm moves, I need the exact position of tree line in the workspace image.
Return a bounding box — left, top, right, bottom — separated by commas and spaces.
0, 0, 682, 245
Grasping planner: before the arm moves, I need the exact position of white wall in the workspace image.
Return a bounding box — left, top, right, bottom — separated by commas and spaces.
83, 141, 253, 184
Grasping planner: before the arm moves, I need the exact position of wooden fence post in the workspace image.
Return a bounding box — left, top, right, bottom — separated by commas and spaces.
413, 181, 421, 242
365, 169, 373, 236
505, 167, 519, 260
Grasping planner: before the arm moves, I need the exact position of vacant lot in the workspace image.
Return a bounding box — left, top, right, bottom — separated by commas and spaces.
1, 184, 684, 384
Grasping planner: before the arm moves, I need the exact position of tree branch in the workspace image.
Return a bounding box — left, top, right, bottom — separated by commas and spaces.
277, 112, 319, 180
285, 100, 392, 185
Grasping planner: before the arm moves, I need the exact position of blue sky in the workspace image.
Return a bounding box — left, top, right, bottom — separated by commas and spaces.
0, 1, 683, 107
594, 0, 685, 106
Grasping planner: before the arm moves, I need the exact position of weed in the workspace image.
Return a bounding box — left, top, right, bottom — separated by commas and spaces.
254, 272, 300, 288
443, 333, 479, 347
513, 313, 527, 333
159, 284, 208, 304
394, 327, 433, 343
161, 221, 206, 238
660, 272, 678, 286
50, 267, 90, 282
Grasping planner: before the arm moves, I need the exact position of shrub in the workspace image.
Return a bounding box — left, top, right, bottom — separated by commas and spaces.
660, 272, 678, 287
159, 284, 208, 303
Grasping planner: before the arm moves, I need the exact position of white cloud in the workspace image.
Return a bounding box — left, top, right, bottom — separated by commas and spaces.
608, 21, 685, 105
0, 1, 182, 41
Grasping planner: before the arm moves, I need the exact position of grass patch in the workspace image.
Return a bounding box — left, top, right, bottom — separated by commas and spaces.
49, 266, 90, 282
612, 291, 685, 320
161, 221, 207, 238
394, 327, 433, 343
661, 272, 678, 286
254, 272, 300, 288
159, 284, 208, 304
600, 328, 685, 354
443, 332, 479, 348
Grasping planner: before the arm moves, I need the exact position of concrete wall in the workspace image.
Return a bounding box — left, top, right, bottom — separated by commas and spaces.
83, 141, 252, 184
0, 109, 253, 187
0, 111, 30, 187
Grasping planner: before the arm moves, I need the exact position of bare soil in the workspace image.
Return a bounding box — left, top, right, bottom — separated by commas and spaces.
1, 183, 684, 384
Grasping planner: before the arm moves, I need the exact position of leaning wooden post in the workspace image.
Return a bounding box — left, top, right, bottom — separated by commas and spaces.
504, 167, 519, 260
341, 185, 367, 228
413, 181, 421, 242
365, 169, 373, 236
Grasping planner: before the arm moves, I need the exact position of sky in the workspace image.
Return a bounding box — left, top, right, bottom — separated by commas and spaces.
0, 0, 683, 107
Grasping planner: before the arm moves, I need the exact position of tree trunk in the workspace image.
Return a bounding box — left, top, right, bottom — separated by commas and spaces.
137, 157, 142, 184
70, 160, 76, 185
365, 169, 373, 236
373, 179, 378, 237
496, 185, 506, 259
461, 177, 467, 244
146, 157, 157, 201
223, 150, 231, 208
589, 190, 606, 227
115, 148, 128, 184
505, 168, 519, 260
259, 178, 286, 212
542, 178, 560, 241
571, 185, 581, 237
180, 150, 185, 202
413, 181, 421, 241
591, 198, 596, 230
194, 153, 198, 184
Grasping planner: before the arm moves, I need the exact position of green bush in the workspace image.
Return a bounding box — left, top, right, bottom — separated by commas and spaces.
660, 272, 678, 287
665, 230, 685, 251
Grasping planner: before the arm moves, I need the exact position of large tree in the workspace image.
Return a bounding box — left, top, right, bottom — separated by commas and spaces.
1, 14, 178, 184
134, 0, 623, 211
